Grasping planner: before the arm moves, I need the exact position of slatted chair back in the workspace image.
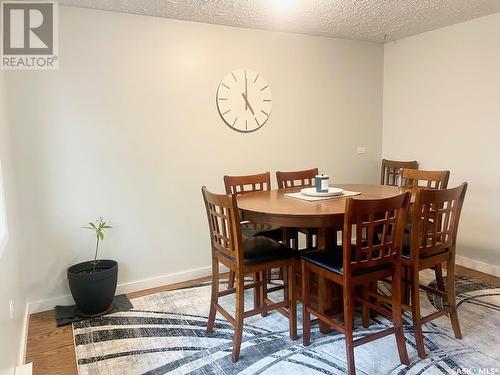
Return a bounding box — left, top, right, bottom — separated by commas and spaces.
224, 172, 271, 196
343, 193, 411, 275
409, 183, 467, 260
202, 187, 243, 266
276, 168, 319, 189
401, 169, 450, 190
380, 159, 418, 186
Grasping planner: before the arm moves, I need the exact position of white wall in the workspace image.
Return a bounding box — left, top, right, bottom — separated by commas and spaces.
0, 73, 27, 373
383, 13, 500, 272
5, 7, 384, 308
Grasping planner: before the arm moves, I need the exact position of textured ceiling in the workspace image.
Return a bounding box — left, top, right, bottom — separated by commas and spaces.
60, 0, 500, 43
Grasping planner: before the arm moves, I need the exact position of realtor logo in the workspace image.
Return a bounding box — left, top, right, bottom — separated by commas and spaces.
1, 1, 58, 70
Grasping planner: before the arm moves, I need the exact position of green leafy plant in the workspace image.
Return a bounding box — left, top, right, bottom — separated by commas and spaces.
82, 217, 112, 273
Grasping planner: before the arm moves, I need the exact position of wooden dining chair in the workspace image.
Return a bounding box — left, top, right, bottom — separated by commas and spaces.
276, 168, 318, 189
276, 168, 319, 249
202, 187, 297, 362
401, 168, 449, 189
402, 183, 468, 358
224, 171, 272, 195
224, 172, 285, 288
301, 192, 411, 375
401, 168, 450, 293
224, 172, 283, 241
380, 159, 418, 186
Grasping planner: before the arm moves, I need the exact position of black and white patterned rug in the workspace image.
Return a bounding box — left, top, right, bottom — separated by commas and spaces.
73, 271, 500, 374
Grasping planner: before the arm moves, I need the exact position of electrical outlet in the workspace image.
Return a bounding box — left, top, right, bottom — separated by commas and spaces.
9, 300, 14, 320
357, 146, 367, 154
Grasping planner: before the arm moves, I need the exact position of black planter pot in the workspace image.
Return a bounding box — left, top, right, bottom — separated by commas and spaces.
67, 260, 118, 315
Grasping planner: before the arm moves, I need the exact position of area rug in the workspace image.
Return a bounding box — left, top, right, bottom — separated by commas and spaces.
73, 271, 500, 374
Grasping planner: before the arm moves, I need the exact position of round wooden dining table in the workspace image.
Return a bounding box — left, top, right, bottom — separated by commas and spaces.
237, 183, 404, 231
237, 183, 405, 333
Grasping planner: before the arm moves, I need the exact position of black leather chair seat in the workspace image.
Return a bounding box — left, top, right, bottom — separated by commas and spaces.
241, 222, 282, 241
242, 236, 293, 265
301, 247, 392, 276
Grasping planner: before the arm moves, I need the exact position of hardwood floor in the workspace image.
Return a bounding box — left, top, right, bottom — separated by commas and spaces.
25, 267, 499, 375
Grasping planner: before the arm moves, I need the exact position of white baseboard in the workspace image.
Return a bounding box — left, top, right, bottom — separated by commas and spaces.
116, 265, 212, 295
456, 255, 500, 277
14, 363, 32, 375
18, 302, 30, 366
27, 265, 212, 315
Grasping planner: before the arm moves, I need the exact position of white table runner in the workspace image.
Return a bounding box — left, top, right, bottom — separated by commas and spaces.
284, 190, 361, 202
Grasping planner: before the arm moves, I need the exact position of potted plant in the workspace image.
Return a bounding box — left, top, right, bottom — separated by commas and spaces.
67, 217, 117, 315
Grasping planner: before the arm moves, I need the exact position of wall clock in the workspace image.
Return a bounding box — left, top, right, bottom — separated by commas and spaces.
216, 68, 272, 133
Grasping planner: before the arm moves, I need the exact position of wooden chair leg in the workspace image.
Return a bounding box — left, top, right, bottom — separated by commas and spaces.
228, 270, 235, 290
392, 266, 409, 365
446, 258, 463, 339
402, 266, 410, 306
292, 230, 299, 250
434, 263, 446, 292
410, 268, 427, 359
301, 261, 311, 346
284, 227, 298, 250
287, 263, 297, 340
343, 286, 356, 375
231, 272, 245, 363
280, 227, 297, 280
261, 270, 269, 317
253, 272, 261, 311
369, 281, 378, 318
283, 266, 288, 306
361, 283, 370, 328
207, 259, 219, 333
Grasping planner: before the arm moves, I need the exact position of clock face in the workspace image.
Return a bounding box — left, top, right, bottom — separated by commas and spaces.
216, 68, 272, 133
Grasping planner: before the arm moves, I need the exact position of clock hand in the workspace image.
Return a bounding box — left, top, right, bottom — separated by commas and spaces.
245, 72, 248, 111
241, 93, 255, 115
